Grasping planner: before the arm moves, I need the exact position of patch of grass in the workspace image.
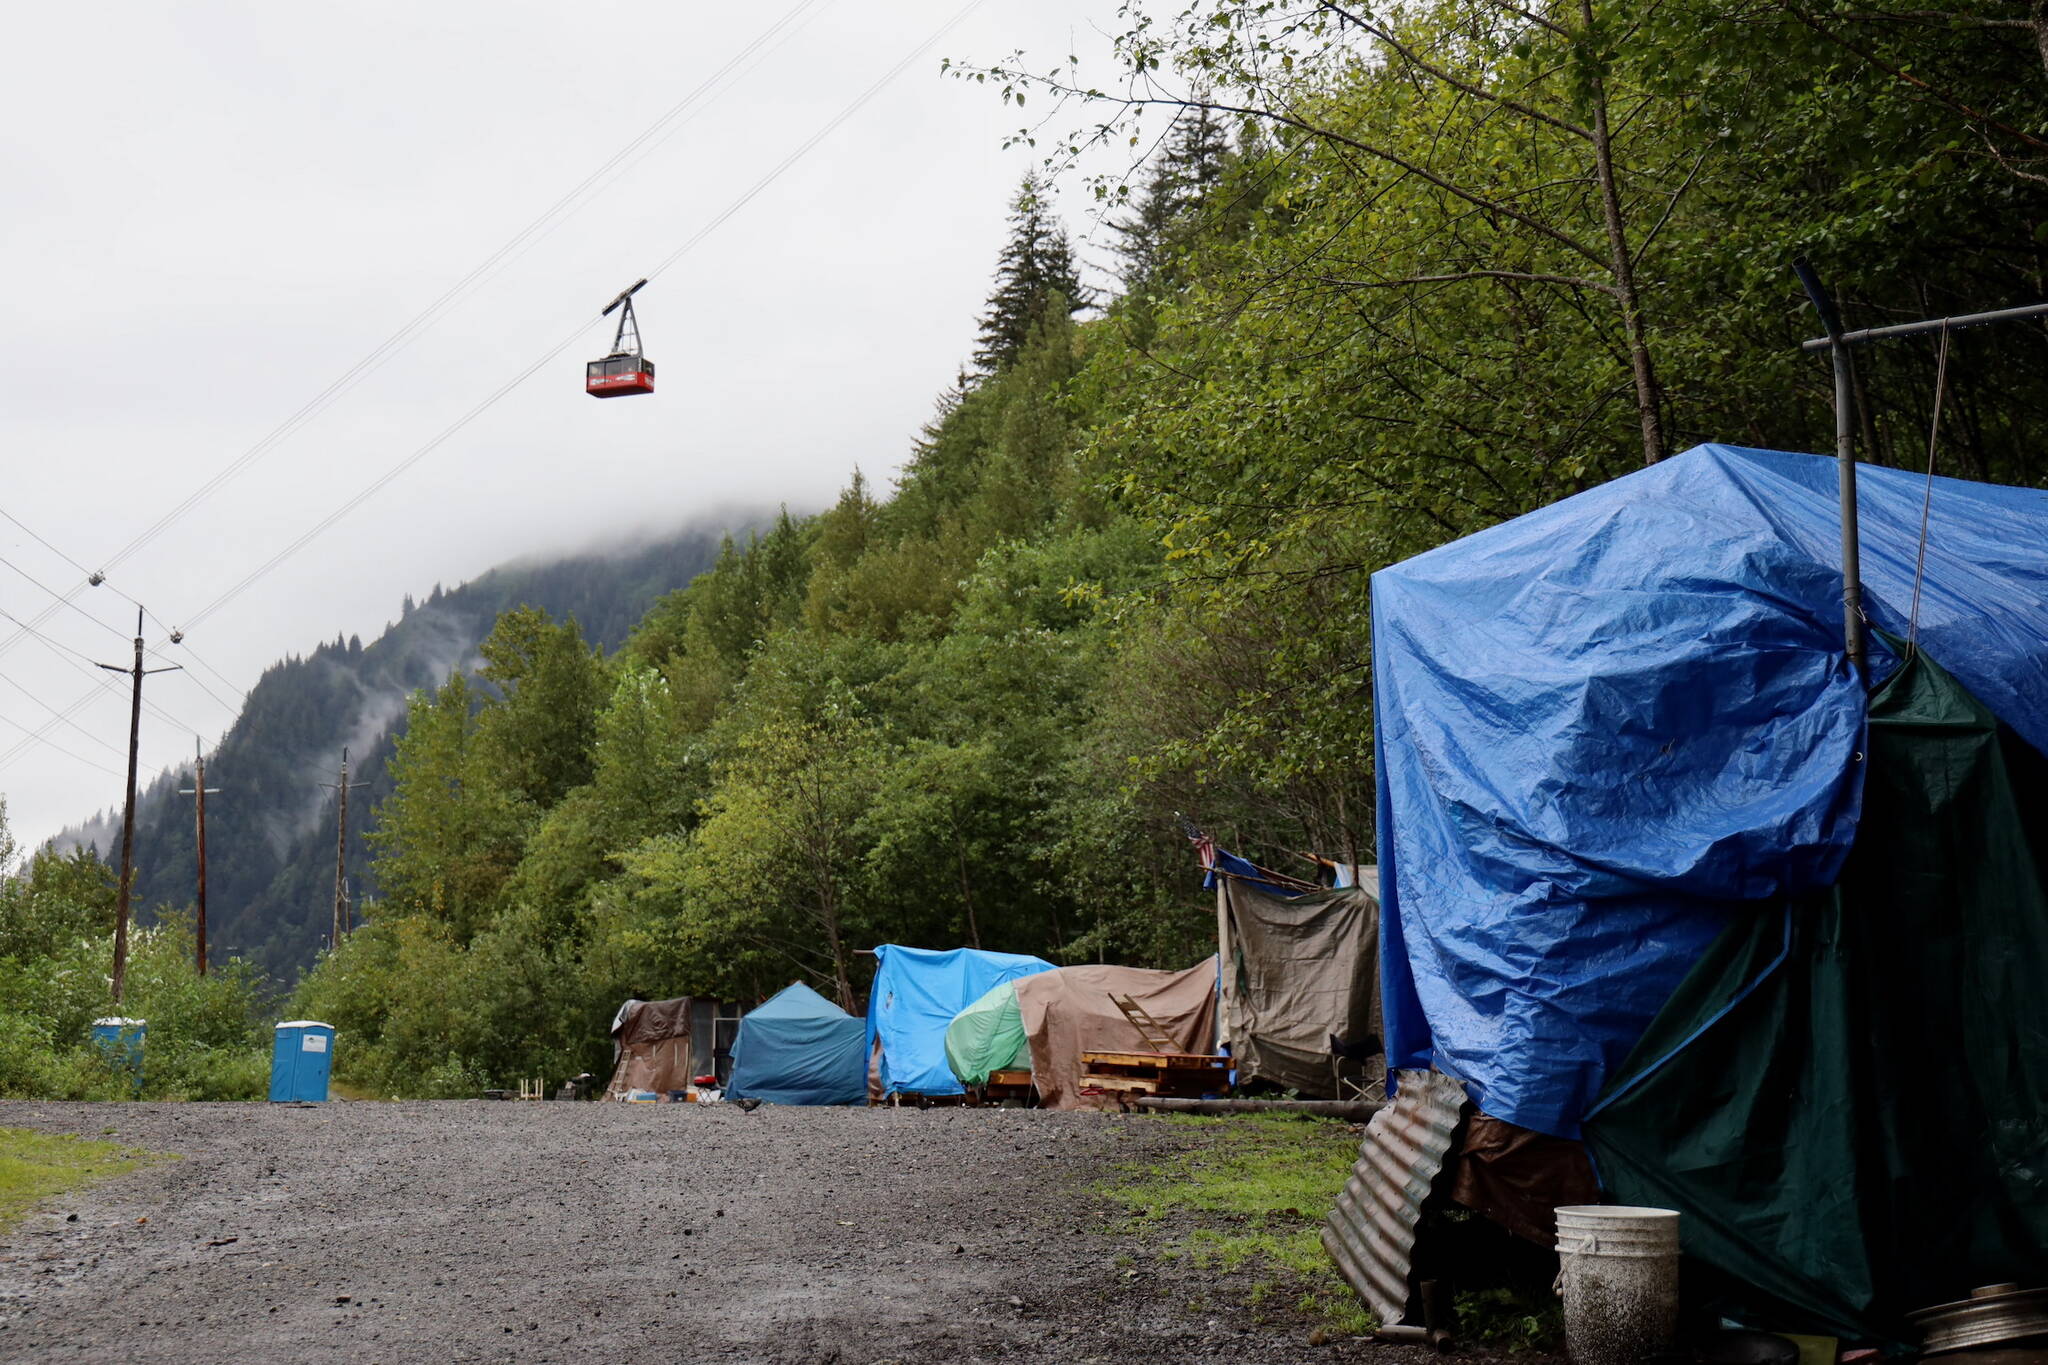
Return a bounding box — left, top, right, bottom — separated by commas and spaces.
1299, 1288, 1377, 1336
1101, 1114, 1376, 1336
0, 1127, 160, 1232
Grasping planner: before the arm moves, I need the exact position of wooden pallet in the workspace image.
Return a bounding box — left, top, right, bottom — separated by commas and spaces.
1080, 1050, 1229, 1105
983, 1068, 1036, 1106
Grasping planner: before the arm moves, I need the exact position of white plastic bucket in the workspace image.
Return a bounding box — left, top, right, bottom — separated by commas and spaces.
1555, 1205, 1681, 1365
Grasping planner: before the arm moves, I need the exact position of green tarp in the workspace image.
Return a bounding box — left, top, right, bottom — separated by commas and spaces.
944, 980, 1028, 1087
1583, 650, 2048, 1347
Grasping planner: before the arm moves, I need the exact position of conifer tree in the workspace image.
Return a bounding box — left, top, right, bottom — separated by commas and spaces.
1112, 103, 1231, 292
974, 174, 1087, 374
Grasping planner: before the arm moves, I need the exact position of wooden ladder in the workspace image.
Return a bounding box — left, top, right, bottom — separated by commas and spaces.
1110, 994, 1178, 1053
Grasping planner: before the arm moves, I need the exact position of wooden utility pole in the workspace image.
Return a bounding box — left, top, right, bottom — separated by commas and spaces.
96, 608, 179, 1004
322, 748, 369, 951
177, 739, 222, 976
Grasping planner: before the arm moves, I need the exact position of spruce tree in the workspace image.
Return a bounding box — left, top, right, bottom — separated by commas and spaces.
1112, 103, 1232, 292
974, 174, 1087, 374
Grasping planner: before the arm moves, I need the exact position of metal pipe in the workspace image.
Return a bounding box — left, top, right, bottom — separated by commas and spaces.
1135, 1096, 1384, 1119
1373, 1324, 1457, 1352
1793, 261, 1866, 676
1833, 343, 1866, 675
1800, 298, 2048, 351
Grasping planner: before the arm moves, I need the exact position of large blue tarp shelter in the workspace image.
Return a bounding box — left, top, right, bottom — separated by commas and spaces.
865, 945, 1056, 1097
726, 982, 867, 1106
1372, 443, 2048, 1138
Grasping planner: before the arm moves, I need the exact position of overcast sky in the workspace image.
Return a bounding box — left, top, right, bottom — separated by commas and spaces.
0, 1, 1142, 849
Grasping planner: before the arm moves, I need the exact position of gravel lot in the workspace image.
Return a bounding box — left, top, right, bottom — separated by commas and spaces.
0, 1101, 1412, 1364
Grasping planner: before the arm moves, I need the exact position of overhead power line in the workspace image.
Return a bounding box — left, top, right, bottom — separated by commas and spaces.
0, 563, 203, 733
0, 705, 128, 781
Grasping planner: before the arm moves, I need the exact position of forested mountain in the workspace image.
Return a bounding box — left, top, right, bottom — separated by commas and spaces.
51, 528, 737, 980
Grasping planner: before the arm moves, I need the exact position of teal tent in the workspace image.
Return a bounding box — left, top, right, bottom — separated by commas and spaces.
726, 982, 867, 1106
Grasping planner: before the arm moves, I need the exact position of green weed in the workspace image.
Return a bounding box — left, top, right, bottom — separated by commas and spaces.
1100, 1114, 1377, 1337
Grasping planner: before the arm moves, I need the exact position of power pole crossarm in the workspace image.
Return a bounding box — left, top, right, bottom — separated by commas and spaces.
95, 607, 180, 1005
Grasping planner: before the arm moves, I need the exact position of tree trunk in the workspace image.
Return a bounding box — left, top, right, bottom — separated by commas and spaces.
1583, 1, 1666, 466
955, 837, 982, 949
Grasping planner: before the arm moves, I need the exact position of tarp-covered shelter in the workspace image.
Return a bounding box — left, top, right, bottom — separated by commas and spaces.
1584, 650, 2048, 1344
1013, 959, 1219, 1110
866, 945, 1054, 1098
1370, 442, 2048, 1339
944, 959, 1221, 1108
604, 997, 739, 1098
944, 980, 1031, 1087
726, 981, 867, 1106
1207, 852, 1381, 1097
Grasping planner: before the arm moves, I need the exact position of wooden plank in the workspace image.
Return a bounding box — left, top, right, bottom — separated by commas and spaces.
1081, 1050, 1227, 1071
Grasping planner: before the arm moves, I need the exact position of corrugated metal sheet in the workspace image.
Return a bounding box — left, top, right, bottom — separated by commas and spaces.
1321, 1069, 1467, 1325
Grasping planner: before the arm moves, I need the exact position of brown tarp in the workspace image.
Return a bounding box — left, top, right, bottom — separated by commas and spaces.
1446, 1112, 1602, 1247
1217, 876, 1381, 1097
604, 998, 696, 1099
1013, 959, 1219, 1111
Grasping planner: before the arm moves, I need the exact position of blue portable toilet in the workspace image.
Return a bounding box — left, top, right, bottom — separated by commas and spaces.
89, 1017, 145, 1085
269, 1021, 335, 1102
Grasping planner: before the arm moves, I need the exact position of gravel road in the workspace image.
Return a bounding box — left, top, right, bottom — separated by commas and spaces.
0, 1101, 1413, 1364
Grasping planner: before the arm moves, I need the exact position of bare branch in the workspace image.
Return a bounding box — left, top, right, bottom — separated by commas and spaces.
1473, 0, 1576, 39
1630, 143, 1712, 266
967, 76, 1615, 269
1315, 0, 1597, 142
1316, 268, 1617, 293
1784, 3, 2048, 151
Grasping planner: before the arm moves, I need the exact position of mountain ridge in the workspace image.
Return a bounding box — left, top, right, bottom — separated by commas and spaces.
51, 520, 749, 983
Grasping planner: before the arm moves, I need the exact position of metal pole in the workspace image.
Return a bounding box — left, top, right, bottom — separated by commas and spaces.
1832, 343, 1866, 675
1793, 261, 1866, 675
1800, 298, 2048, 351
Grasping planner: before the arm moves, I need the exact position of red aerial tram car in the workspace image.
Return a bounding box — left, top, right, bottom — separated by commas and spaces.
586, 278, 655, 398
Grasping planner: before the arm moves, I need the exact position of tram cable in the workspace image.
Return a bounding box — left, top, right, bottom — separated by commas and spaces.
176, 0, 989, 635
0, 0, 832, 691
51, 0, 838, 602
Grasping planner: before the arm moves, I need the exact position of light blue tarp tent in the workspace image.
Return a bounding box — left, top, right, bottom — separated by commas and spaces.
865, 944, 1056, 1097
726, 981, 866, 1106
1372, 443, 2048, 1138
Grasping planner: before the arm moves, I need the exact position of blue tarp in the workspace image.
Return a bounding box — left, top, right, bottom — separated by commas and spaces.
1201, 847, 1304, 897
727, 982, 867, 1106
1372, 443, 2048, 1138
865, 945, 1056, 1096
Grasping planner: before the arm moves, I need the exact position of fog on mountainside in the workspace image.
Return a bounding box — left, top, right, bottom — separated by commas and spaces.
48, 523, 746, 983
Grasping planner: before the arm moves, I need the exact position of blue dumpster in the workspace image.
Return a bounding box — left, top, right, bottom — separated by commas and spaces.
89, 1017, 145, 1086
269, 1021, 335, 1102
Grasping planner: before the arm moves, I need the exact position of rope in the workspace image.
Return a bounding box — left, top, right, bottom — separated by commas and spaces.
1906, 322, 1952, 647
